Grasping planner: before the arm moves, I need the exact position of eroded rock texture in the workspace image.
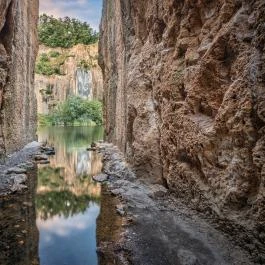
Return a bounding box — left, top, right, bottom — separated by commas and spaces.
0, 0, 38, 156
100, 0, 265, 228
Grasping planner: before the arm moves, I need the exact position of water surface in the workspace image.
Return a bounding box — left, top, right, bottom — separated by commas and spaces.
37, 126, 103, 265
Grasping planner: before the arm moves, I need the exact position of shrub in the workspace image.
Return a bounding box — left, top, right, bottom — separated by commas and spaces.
38, 96, 103, 126
35, 52, 65, 76
49, 51, 60, 58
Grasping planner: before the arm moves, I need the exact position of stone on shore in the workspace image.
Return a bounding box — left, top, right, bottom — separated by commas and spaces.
6, 167, 27, 174
93, 173, 108, 183
34, 154, 49, 161
10, 174, 27, 192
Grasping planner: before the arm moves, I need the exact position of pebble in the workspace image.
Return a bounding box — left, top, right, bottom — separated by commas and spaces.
110, 188, 125, 196
92, 173, 108, 183
116, 205, 126, 216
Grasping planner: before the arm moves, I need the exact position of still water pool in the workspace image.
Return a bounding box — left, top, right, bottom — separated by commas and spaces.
37, 126, 104, 265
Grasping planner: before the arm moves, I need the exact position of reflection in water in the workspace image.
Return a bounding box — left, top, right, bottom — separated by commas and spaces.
0, 169, 39, 265
37, 126, 103, 265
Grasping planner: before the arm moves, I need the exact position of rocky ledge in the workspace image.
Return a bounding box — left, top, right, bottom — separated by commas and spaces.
0, 142, 55, 196
95, 143, 264, 265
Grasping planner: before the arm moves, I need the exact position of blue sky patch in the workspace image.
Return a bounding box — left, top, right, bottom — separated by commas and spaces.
39, 0, 103, 30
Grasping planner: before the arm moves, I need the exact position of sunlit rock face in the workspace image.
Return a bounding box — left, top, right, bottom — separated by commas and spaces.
0, 0, 38, 156
100, 0, 265, 227
35, 44, 103, 114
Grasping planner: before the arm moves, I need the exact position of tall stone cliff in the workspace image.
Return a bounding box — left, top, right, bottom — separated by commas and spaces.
35, 44, 103, 114
0, 0, 38, 156
99, 0, 265, 228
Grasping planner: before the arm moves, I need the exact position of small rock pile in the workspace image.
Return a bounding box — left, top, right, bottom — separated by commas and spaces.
34, 146, 55, 164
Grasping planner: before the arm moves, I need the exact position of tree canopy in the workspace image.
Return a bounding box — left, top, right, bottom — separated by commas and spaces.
38, 14, 99, 48
38, 97, 103, 126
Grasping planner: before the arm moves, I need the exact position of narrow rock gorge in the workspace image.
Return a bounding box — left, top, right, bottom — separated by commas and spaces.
35, 44, 103, 114
99, 0, 265, 237
0, 0, 38, 156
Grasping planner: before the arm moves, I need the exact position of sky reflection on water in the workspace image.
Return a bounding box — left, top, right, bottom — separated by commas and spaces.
37, 126, 103, 265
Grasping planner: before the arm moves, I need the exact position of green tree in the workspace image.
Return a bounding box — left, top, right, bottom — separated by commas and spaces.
42, 96, 103, 126
38, 14, 99, 48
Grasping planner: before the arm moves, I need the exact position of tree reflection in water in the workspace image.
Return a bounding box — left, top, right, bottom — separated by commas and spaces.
36, 126, 103, 265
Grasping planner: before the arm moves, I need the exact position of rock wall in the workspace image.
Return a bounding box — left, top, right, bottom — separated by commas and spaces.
100, 0, 265, 227
0, 0, 38, 156
35, 44, 103, 114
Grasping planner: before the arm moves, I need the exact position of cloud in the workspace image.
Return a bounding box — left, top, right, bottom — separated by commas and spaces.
39, 0, 103, 30
37, 202, 100, 238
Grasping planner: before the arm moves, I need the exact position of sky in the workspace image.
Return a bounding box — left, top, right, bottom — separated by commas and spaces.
39, 0, 103, 30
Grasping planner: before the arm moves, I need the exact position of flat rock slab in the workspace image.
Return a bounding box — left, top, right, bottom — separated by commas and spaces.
34, 154, 48, 161
0, 141, 40, 196
93, 173, 108, 183
6, 167, 27, 174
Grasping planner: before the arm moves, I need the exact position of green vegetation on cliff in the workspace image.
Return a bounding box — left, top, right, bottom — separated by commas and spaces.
38, 97, 103, 126
38, 14, 98, 48
35, 52, 64, 76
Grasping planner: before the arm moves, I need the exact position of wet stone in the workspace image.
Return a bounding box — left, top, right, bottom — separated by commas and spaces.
45, 150, 56, 156
87, 147, 97, 151
110, 188, 125, 196
38, 160, 50, 165
93, 173, 108, 183
116, 204, 126, 216
34, 154, 48, 161
10, 174, 27, 192
6, 167, 27, 174
18, 162, 34, 169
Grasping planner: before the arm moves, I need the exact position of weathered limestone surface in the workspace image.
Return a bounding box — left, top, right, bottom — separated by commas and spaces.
99, 0, 265, 229
0, 0, 38, 156
35, 44, 103, 114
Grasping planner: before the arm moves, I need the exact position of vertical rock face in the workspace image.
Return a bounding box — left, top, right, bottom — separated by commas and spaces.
0, 0, 38, 156
100, 0, 265, 225
35, 44, 103, 114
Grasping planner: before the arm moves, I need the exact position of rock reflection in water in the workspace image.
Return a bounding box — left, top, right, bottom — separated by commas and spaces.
37, 126, 103, 265
0, 168, 39, 265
